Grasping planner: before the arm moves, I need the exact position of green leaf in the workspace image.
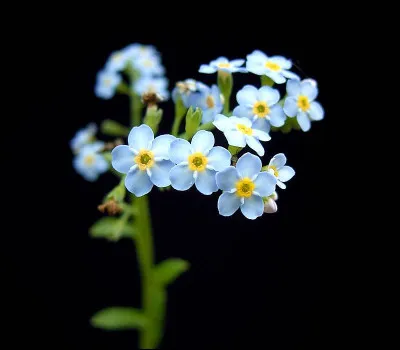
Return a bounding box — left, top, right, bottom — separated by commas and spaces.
89, 217, 135, 241
101, 119, 130, 137
153, 258, 190, 286
91, 307, 147, 330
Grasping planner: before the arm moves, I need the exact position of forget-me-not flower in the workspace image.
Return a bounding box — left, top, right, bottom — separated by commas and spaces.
216, 153, 277, 219
213, 114, 271, 156
199, 57, 247, 74
168, 130, 231, 195
133, 55, 165, 76
172, 79, 197, 107
188, 84, 223, 123
70, 123, 97, 153
95, 70, 122, 99
232, 85, 286, 132
246, 50, 299, 84
112, 124, 176, 197
73, 142, 108, 182
265, 153, 295, 189
283, 79, 324, 132
133, 77, 169, 100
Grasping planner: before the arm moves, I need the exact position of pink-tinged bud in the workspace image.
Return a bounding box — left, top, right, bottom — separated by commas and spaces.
271, 191, 278, 201
264, 198, 278, 214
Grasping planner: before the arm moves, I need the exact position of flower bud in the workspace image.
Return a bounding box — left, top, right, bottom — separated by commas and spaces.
264, 198, 278, 213
185, 107, 202, 139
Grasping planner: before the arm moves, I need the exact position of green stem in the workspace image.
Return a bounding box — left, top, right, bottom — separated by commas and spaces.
261, 75, 274, 87
171, 97, 186, 136
218, 72, 233, 115
131, 93, 143, 127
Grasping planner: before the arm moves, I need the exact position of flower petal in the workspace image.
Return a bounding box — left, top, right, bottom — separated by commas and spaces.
252, 129, 271, 142
111, 145, 135, 173
236, 85, 258, 105
216, 166, 240, 191
199, 64, 217, 74
169, 164, 195, 191
149, 160, 174, 187
254, 172, 277, 197
286, 79, 301, 96
151, 134, 176, 159
309, 102, 324, 121
278, 166, 295, 182
282, 70, 300, 80
297, 112, 311, 132
301, 81, 318, 101
232, 105, 253, 119
217, 192, 241, 217
283, 97, 298, 117
246, 136, 265, 156
231, 116, 252, 127
269, 56, 292, 69
267, 71, 286, 84
258, 86, 280, 105
125, 167, 153, 197
128, 124, 154, 151
95, 155, 109, 173
240, 195, 264, 220
236, 152, 262, 178
207, 146, 231, 171
169, 139, 192, 164
195, 169, 218, 195
270, 153, 286, 168
191, 130, 215, 154
231, 59, 245, 67
213, 114, 231, 132
225, 130, 246, 147
269, 105, 286, 127
277, 180, 286, 189
252, 118, 271, 134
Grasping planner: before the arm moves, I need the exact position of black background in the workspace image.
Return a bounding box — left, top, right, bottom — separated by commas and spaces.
7, 27, 340, 349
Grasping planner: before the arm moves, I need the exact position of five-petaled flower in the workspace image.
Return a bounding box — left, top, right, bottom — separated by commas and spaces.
246, 50, 299, 84
188, 84, 223, 123
111, 124, 176, 197
133, 77, 169, 100
95, 70, 122, 99
265, 153, 295, 189
199, 57, 247, 74
216, 153, 277, 220
168, 130, 231, 195
70, 123, 97, 153
283, 79, 324, 132
213, 114, 271, 156
73, 142, 108, 182
233, 85, 286, 132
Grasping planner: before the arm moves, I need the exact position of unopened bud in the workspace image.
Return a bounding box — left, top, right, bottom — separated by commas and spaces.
264, 198, 278, 214
185, 107, 202, 139
142, 92, 164, 107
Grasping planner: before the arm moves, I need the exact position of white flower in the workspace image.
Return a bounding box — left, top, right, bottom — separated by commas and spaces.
213, 114, 271, 156
73, 142, 108, 182
168, 131, 231, 195
133, 77, 169, 100
216, 153, 277, 220
283, 79, 324, 132
95, 70, 121, 99
266, 153, 295, 189
246, 50, 299, 84
199, 57, 247, 74
70, 123, 97, 153
111, 125, 176, 197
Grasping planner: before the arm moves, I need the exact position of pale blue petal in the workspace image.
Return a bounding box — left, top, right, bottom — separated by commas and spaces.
231, 59, 245, 67
128, 124, 154, 151
169, 139, 192, 164
309, 102, 324, 121
300, 81, 318, 101
240, 195, 264, 220
216, 167, 239, 191
267, 71, 286, 84
252, 129, 271, 142
282, 70, 300, 80
95, 155, 109, 173
269, 56, 292, 69
199, 64, 217, 74
283, 97, 298, 117
286, 79, 301, 96
277, 180, 286, 189
278, 166, 295, 182
225, 130, 246, 147
202, 108, 219, 124
149, 160, 174, 187
232, 67, 248, 73
207, 146, 231, 171
212, 57, 229, 64
195, 169, 218, 195
246, 62, 265, 75
269, 105, 286, 127
258, 86, 280, 105
270, 153, 286, 169
297, 112, 311, 132
84, 141, 104, 153
169, 164, 195, 191
236, 152, 262, 178
111, 145, 135, 173
254, 172, 277, 197
247, 50, 268, 61
237, 85, 258, 105
246, 136, 265, 156
252, 118, 271, 134
218, 192, 241, 217
125, 167, 153, 197
232, 105, 253, 119
151, 134, 176, 159
213, 114, 231, 132
191, 130, 215, 154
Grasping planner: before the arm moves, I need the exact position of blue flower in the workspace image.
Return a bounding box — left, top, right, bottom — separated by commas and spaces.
133, 77, 169, 100
283, 79, 324, 132
246, 50, 299, 84
70, 123, 97, 153
266, 153, 295, 189
133, 55, 165, 76
188, 84, 223, 123
73, 142, 108, 182
216, 153, 277, 220
95, 70, 122, 99
213, 114, 271, 156
199, 57, 247, 74
124, 44, 159, 61
112, 125, 175, 197
232, 85, 286, 132
168, 130, 231, 195
172, 79, 197, 107
105, 50, 130, 72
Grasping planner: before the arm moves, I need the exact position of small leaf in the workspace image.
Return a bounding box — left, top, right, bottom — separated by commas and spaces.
91, 307, 147, 330
89, 217, 135, 241
153, 258, 190, 286
101, 119, 130, 137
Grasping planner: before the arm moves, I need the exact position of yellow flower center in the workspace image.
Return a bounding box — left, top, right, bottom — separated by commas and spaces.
235, 177, 255, 198
265, 61, 281, 71
134, 150, 155, 171
297, 95, 310, 112
84, 155, 95, 166
237, 124, 253, 135
188, 152, 208, 172
252, 101, 270, 118
268, 165, 279, 177
206, 95, 215, 108
218, 63, 231, 68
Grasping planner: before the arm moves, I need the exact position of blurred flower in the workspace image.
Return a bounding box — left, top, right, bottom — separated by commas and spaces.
213, 114, 271, 156
133, 77, 169, 100
188, 84, 223, 123
111, 125, 175, 197
265, 153, 295, 189
199, 57, 247, 74
216, 153, 277, 219
133, 55, 165, 76
73, 142, 108, 182
95, 70, 121, 99
246, 50, 299, 84
168, 131, 231, 195
105, 50, 130, 72
172, 79, 197, 107
283, 79, 324, 132
70, 123, 97, 153
233, 85, 286, 132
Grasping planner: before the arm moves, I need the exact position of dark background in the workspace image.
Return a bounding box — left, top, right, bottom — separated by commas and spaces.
7, 28, 340, 349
